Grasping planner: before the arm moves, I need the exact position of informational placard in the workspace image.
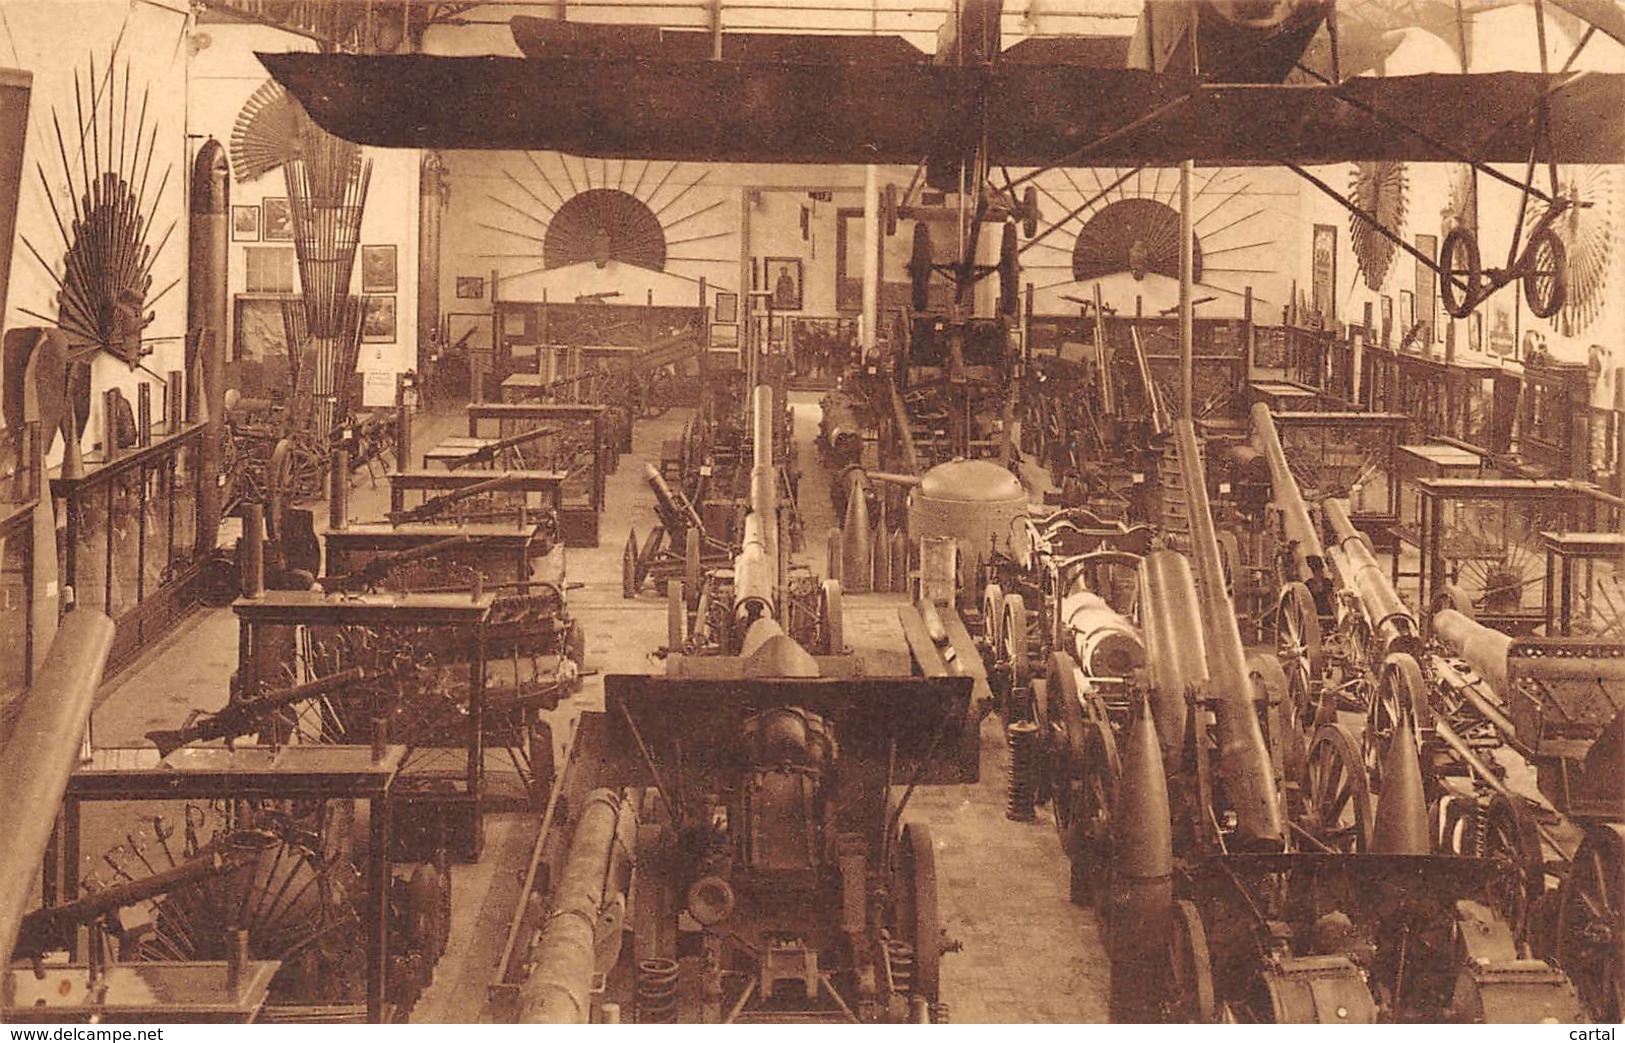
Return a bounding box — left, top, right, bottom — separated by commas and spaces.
362, 369, 396, 408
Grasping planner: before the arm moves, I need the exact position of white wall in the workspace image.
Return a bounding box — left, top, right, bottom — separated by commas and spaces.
188, 23, 419, 381
1, 0, 192, 459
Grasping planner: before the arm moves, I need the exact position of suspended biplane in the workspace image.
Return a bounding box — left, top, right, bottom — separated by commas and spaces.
264, 0, 1622, 337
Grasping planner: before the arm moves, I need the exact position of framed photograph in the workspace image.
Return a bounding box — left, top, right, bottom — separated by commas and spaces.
714, 291, 739, 324
1398, 290, 1415, 347
1380, 294, 1393, 349
360, 244, 397, 294
233, 296, 289, 362
765, 257, 803, 311
1310, 225, 1337, 326
456, 275, 485, 300
1488, 297, 1517, 357
231, 205, 260, 242
262, 197, 293, 241
1414, 233, 1438, 343
361, 295, 397, 344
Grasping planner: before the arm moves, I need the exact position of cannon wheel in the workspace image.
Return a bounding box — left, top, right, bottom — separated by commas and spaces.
1001, 592, 1031, 709
1039, 651, 1117, 906
1480, 792, 1547, 944
1364, 652, 1426, 788
981, 582, 1005, 657
1555, 823, 1624, 1023
1440, 225, 1482, 319
819, 578, 844, 655
1522, 224, 1568, 320
668, 580, 686, 651
1303, 723, 1373, 853
1276, 581, 1324, 725
1167, 899, 1217, 1023
895, 823, 941, 1004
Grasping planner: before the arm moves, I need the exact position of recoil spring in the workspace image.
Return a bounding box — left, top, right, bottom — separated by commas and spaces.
636, 957, 679, 1023
1006, 720, 1040, 822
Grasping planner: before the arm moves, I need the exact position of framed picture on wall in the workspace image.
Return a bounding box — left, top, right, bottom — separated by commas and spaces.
262, 197, 293, 241
765, 257, 803, 311
1380, 294, 1393, 349
455, 276, 485, 300
361, 244, 397, 293
714, 291, 739, 324
1414, 233, 1438, 344
361, 296, 397, 343
231, 205, 260, 242
1488, 297, 1517, 358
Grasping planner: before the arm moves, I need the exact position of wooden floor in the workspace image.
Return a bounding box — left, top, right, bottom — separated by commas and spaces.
97, 391, 1112, 1023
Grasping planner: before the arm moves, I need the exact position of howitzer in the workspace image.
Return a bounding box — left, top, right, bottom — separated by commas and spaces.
321, 535, 471, 594
145, 667, 368, 756
448, 425, 559, 470
1174, 418, 1285, 850
11, 849, 238, 959
388, 473, 528, 524
1128, 327, 1170, 437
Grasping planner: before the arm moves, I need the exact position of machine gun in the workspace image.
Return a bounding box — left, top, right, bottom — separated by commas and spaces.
387, 473, 527, 525
144, 667, 368, 757
321, 535, 471, 594
11, 849, 241, 959
447, 425, 559, 471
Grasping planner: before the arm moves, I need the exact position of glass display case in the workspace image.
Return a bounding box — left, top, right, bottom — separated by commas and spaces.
462, 403, 607, 547
0, 420, 39, 703
1412, 478, 1622, 635
1541, 531, 1625, 638
51, 421, 209, 671
1519, 358, 1595, 480
1270, 411, 1407, 546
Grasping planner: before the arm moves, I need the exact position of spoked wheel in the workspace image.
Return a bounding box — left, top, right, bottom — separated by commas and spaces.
1555, 823, 1624, 1023
1440, 225, 1482, 319
1166, 899, 1218, 1023
894, 823, 941, 1006
981, 582, 1005, 657
1000, 592, 1031, 718
1302, 723, 1373, 853
1363, 652, 1426, 788
1042, 649, 1119, 908
1479, 793, 1547, 944
819, 578, 845, 655
1522, 225, 1568, 320
1021, 185, 1039, 239
1276, 582, 1324, 723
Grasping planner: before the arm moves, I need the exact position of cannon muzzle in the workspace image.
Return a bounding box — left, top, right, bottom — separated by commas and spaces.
1250, 403, 1326, 584
1432, 608, 1513, 695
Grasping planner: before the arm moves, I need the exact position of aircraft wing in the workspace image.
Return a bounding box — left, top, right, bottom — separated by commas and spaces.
260, 47, 1624, 165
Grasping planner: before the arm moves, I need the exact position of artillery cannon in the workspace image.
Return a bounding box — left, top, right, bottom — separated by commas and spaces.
492, 672, 973, 1023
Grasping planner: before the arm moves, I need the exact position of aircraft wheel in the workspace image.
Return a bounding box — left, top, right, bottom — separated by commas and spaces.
999, 222, 1019, 317
910, 223, 934, 311
1440, 225, 1482, 319
1021, 185, 1039, 239
1523, 224, 1567, 319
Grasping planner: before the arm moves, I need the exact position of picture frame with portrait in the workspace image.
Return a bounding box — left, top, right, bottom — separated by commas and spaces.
231, 205, 260, 242
262, 197, 293, 241
714, 291, 739, 324
361, 244, 397, 294
361, 295, 397, 343
765, 257, 803, 311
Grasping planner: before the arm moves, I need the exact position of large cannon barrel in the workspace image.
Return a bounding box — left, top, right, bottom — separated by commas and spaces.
0, 610, 116, 968
733, 511, 775, 626
1175, 419, 1284, 850
1432, 608, 1514, 695
1249, 403, 1325, 582
1060, 588, 1146, 680
643, 463, 704, 536
1322, 497, 1419, 647
819, 392, 864, 467
520, 788, 632, 1023
1138, 549, 1207, 765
